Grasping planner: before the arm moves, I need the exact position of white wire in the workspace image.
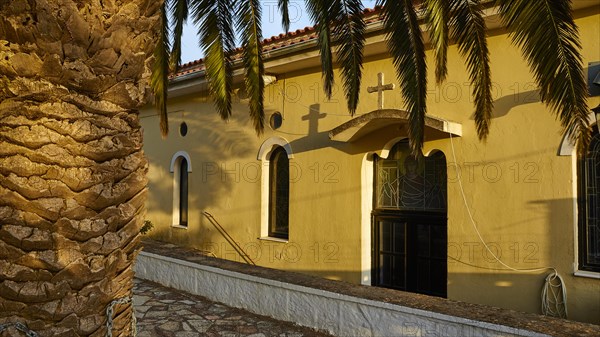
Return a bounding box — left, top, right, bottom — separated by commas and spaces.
541, 271, 568, 318
449, 133, 567, 318
274, 87, 569, 317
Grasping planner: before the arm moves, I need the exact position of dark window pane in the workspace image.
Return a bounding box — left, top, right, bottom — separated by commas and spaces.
179, 122, 188, 137
425, 152, 447, 210
375, 141, 447, 211
380, 255, 393, 286
430, 260, 447, 292
417, 224, 430, 258
393, 256, 406, 289
269, 147, 289, 238
179, 158, 188, 227
270, 112, 283, 130
392, 222, 406, 254
381, 221, 392, 252
417, 258, 431, 292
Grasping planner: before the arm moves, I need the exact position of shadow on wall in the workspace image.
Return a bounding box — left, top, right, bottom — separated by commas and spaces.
528, 197, 600, 324
528, 198, 575, 269
144, 102, 269, 245
477, 65, 596, 121
468, 89, 541, 121
287, 104, 332, 154
287, 104, 416, 156
448, 199, 579, 318
449, 271, 548, 314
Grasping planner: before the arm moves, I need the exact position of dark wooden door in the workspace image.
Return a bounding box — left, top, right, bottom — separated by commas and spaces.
372, 211, 447, 297
372, 141, 448, 297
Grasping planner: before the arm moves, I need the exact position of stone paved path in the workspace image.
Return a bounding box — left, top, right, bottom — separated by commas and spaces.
133, 278, 333, 337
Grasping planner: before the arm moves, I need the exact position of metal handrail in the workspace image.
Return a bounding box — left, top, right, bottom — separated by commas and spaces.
202, 212, 256, 265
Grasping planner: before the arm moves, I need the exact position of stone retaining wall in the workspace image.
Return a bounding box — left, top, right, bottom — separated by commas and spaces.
134, 240, 598, 337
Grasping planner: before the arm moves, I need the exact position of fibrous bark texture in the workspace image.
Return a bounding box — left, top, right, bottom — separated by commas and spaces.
0, 0, 159, 336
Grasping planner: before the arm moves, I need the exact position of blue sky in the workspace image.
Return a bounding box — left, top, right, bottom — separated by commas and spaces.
180, 1, 378, 64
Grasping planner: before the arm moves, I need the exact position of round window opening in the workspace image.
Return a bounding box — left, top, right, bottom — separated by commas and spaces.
270, 112, 283, 130
179, 122, 188, 137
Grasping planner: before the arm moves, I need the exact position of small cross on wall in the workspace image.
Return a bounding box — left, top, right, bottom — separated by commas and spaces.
367, 72, 395, 110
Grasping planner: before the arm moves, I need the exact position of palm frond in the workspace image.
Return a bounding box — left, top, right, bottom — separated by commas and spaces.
151, 0, 172, 138
423, 0, 450, 84
449, 0, 493, 141
170, 0, 189, 71
237, 0, 265, 134
306, 0, 335, 99
497, 0, 590, 151
193, 0, 236, 120
378, 0, 427, 156
278, 0, 291, 33
331, 0, 366, 115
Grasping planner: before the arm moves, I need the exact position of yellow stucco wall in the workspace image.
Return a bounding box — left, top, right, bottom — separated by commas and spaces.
140, 5, 600, 324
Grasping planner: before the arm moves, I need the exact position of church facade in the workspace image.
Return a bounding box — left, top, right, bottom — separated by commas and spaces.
140, 3, 600, 324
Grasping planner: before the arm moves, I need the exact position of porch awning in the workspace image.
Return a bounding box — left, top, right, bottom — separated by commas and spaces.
328, 109, 462, 142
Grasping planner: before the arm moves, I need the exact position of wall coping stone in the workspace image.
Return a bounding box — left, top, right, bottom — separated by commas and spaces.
140, 238, 599, 337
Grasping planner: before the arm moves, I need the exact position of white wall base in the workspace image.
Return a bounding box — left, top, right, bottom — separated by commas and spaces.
135, 251, 549, 337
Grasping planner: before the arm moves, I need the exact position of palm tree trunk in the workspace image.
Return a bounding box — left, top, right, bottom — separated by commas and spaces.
0, 0, 159, 336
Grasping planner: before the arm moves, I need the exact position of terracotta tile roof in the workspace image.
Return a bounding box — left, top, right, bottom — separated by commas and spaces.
171, 6, 382, 79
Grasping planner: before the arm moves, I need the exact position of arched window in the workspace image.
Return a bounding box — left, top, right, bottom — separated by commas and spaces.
170, 152, 192, 228
269, 147, 289, 239
178, 157, 189, 227
579, 126, 600, 272
258, 138, 293, 240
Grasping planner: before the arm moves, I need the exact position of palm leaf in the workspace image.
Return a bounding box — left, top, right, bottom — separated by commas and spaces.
424, 0, 450, 84
449, 0, 493, 141
170, 0, 189, 71
237, 0, 265, 134
378, 0, 428, 156
331, 0, 366, 115
151, 0, 172, 137
306, 0, 335, 99
193, 0, 236, 120
497, 0, 591, 151
278, 0, 291, 33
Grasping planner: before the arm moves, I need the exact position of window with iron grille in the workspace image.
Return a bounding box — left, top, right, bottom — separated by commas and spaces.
579, 126, 600, 272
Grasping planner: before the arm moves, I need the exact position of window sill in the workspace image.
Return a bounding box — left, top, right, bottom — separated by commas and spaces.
574, 270, 600, 279
258, 236, 289, 243
171, 225, 189, 230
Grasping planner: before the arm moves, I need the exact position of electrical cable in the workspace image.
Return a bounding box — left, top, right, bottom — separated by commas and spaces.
449, 133, 567, 318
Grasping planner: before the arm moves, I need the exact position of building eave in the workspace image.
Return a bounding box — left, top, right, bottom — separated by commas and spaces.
168, 0, 597, 97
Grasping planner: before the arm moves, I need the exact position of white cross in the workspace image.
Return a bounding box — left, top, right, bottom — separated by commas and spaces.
367, 72, 395, 110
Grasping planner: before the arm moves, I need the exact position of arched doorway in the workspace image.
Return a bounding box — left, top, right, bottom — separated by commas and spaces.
372, 140, 447, 297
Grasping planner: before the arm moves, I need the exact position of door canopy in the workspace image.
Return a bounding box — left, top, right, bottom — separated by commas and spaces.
329, 109, 462, 143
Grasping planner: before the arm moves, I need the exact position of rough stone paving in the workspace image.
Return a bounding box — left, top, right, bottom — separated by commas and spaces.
133, 278, 333, 337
